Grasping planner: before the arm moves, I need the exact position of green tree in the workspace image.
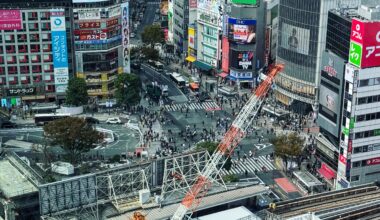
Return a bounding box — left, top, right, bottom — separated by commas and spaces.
223, 174, 239, 183
115, 73, 141, 107
44, 117, 103, 164
271, 132, 304, 170
196, 141, 232, 171
141, 46, 159, 60
141, 24, 165, 47
65, 77, 88, 106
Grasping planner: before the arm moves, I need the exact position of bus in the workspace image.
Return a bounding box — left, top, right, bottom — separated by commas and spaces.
147, 59, 164, 73
34, 113, 71, 126
170, 72, 186, 88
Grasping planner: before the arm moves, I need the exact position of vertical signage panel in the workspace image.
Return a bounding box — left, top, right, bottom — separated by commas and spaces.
51, 9, 69, 93
121, 2, 130, 73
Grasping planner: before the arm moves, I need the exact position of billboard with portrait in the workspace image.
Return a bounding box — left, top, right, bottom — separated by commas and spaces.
0, 10, 22, 30
319, 86, 339, 114
50, 9, 69, 93
280, 23, 310, 55
230, 50, 254, 70
228, 18, 256, 44
121, 2, 130, 73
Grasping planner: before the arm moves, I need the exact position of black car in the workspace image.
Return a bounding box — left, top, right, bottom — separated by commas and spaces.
85, 117, 100, 124
1, 120, 17, 128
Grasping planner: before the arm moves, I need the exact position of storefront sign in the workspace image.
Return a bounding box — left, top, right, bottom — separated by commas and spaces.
324, 56, 338, 77
0, 10, 22, 30
79, 22, 101, 29
7, 87, 35, 96
74, 35, 121, 45
76, 33, 107, 41
108, 5, 121, 18
75, 8, 101, 20
107, 18, 119, 27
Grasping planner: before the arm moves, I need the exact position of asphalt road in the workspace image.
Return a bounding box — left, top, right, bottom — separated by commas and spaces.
140, 64, 188, 103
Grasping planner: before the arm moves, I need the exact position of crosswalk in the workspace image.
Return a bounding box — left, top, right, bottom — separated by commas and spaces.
220, 155, 276, 176
164, 101, 221, 112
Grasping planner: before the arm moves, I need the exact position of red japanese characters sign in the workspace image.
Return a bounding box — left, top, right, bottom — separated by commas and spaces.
0, 10, 22, 30
367, 157, 380, 166
78, 22, 101, 29
350, 19, 380, 68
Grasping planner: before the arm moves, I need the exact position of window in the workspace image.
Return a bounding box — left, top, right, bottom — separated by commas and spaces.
359, 79, 369, 87
353, 147, 362, 154
352, 161, 361, 168
350, 175, 360, 182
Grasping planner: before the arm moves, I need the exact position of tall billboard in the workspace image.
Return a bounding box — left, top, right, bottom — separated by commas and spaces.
228, 18, 256, 44
222, 37, 229, 73
349, 19, 380, 68
280, 23, 310, 55
50, 9, 69, 93
121, 2, 130, 73
188, 27, 195, 49
167, 0, 173, 42
0, 10, 22, 30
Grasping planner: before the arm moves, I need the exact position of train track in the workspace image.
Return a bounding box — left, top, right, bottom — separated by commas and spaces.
279, 191, 380, 218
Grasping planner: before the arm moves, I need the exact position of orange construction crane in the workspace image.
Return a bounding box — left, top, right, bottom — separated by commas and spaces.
171, 64, 284, 220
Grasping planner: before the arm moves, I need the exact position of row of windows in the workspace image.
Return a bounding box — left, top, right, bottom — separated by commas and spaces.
357, 94, 380, 105
358, 77, 380, 87
354, 129, 380, 139
356, 112, 380, 122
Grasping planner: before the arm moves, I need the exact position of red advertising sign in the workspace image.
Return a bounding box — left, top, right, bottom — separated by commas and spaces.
321, 163, 336, 176
106, 18, 119, 27
0, 10, 22, 30
350, 19, 380, 68
339, 154, 347, 165
189, 0, 197, 9
79, 22, 101, 29
77, 33, 107, 41
222, 37, 229, 73
367, 157, 380, 166
74, 25, 120, 35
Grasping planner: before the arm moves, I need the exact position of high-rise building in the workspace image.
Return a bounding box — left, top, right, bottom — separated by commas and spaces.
275, 0, 338, 114
221, 0, 266, 88
314, 9, 352, 186
73, 0, 129, 100
0, 0, 73, 107
337, 1, 380, 189
172, 0, 189, 55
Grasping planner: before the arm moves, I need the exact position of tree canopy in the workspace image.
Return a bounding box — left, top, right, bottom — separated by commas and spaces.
65, 77, 89, 106
115, 73, 141, 107
271, 132, 304, 168
141, 46, 159, 60
44, 117, 103, 164
141, 24, 165, 47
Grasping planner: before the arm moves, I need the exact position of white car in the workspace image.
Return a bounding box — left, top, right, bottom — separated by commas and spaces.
106, 117, 122, 124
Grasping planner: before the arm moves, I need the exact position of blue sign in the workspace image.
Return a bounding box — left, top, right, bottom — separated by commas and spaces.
228, 18, 256, 25
74, 35, 122, 45
52, 31, 68, 68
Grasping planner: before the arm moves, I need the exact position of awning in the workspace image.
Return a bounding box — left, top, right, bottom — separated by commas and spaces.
194, 60, 213, 71
218, 72, 228, 78
185, 56, 196, 62
318, 163, 336, 180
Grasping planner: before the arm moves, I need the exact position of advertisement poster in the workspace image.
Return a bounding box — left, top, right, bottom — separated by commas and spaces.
51, 9, 69, 93
189, 0, 197, 9
228, 18, 256, 44
231, 51, 253, 70
349, 19, 380, 68
231, 0, 257, 4
222, 37, 229, 73
168, 0, 173, 42
319, 86, 339, 113
280, 23, 310, 55
121, 2, 130, 73
188, 27, 195, 49
197, 0, 219, 13
0, 10, 22, 30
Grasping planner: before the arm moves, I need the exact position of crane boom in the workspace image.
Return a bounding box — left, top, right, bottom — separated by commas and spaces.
171, 64, 284, 220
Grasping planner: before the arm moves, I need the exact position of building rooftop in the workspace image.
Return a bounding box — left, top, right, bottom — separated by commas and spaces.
0, 160, 37, 198
198, 206, 259, 220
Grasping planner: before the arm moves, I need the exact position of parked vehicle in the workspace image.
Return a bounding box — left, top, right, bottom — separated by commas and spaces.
106, 117, 122, 124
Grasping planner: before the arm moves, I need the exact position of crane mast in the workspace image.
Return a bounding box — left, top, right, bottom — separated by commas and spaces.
171, 64, 284, 220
